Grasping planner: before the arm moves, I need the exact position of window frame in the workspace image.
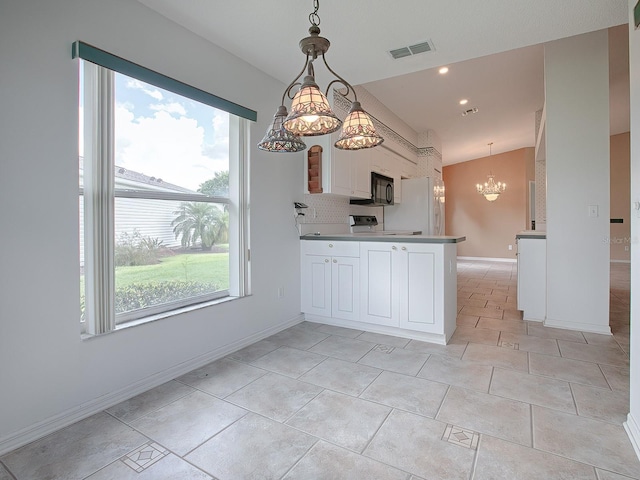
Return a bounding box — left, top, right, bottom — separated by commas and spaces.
76, 42, 253, 335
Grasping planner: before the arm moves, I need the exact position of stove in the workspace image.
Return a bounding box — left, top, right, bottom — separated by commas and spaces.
349, 215, 421, 236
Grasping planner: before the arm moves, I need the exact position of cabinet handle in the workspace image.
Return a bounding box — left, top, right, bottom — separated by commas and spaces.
392, 246, 397, 250
401, 246, 407, 251
325, 259, 329, 263
333, 259, 337, 263
328, 243, 333, 248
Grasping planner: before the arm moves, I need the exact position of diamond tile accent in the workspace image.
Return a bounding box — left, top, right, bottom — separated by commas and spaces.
373, 344, 395, 354
500, 341, 520, 350
121, 442, 169, 472
442, 424, 480, 450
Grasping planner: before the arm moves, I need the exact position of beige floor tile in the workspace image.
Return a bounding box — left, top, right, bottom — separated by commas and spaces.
477, 317, 527, 334
224, 372, 323, 422
107, 380, 195, 423
405, 338, 468, 358
527, 324, 587, 343
283, 441, 408, 480
571, 383, 629, 424
286, 390, 391, 452
1, 413, 147, 480
358, 345, 429, 376
417, 354, 493, 392
470, 292, 508, 303
459, 305, 504, 320
474, 435, 596, 480
462, 343, 529, 371
0, 464, 12, 480
228, 338, 282, 362
176, 358, 266, 397
85, 452, 212, 480
437, 387, 532, 446
456, 314, 479, 327
600, 364, 630, 392
501, 308, 524, 321
360, 370, 448, 418
130, 391, 247, 456
314, 324, 364, 338
450, 326, 500, 346
250, 346, 327, 378
498, 331, 560, 356
308, 335, 375, 362
299, 357, 381, 396
582, 332, 621, 347
355, 331, 411, 348
529, 352, 610, 388
558, 341, 629, 367
364, 409, 476, 480
457, 297, 488, 308
595, 469, 638, 480
186, 413, 316, 480
266, 326, 330, 350
532, 406, 640, 478
490, 367, 576, 413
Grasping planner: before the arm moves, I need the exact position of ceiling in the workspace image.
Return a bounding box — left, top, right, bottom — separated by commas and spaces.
138, 0, 629, 165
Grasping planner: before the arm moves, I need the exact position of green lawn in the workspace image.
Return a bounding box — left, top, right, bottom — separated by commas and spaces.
115, 251, 230, 290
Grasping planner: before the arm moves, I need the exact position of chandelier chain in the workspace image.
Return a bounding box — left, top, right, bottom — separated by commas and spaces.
309, 0, 321, 27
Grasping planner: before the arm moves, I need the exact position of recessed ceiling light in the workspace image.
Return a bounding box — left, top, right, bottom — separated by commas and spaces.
459, 99, 468, 105
438, 67, 449, 74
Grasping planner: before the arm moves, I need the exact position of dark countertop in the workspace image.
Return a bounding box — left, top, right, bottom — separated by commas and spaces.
300, 234, 466, 244
516, 231, 547, 239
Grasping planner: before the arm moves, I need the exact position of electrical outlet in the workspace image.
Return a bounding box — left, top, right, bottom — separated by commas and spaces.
508, 244, 513, 251
625, 246, 630, 251
277, 286, 285, 298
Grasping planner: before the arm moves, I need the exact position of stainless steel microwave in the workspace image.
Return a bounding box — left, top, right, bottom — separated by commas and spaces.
350, 172, 394, 206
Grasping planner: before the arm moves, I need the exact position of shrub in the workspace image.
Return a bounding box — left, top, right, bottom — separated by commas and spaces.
114, 280, 219, 314
115, 230, 164, 266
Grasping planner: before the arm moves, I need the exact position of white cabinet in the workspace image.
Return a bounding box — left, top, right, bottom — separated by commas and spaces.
516, 235, 546, 321
371, 148, 405, 203
304, 135, 370, 199
359, 242, 457, 339
301, 241, 360, 321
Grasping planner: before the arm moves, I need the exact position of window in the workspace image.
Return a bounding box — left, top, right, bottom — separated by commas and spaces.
76, 42, 254, 335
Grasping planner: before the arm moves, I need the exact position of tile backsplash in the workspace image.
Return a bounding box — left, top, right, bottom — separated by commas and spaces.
297, 194, 384, 235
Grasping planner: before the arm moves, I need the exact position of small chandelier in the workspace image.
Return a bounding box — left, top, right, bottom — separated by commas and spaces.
476, 143, 506, 202
258, 0, 383, 152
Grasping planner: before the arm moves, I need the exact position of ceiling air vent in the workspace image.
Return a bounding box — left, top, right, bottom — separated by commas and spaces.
389, 40, 434, 60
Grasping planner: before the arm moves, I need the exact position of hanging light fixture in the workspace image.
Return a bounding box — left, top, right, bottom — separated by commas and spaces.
476, 143, 506, 202
259, 0, 383, 152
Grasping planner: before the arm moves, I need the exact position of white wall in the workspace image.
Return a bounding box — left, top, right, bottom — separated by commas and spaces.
544, 30, 611, 334
0, 0, 304, 453
625, 0, 640, 460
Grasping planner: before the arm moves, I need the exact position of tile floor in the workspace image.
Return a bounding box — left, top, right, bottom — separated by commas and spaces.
1, 260, 638, 479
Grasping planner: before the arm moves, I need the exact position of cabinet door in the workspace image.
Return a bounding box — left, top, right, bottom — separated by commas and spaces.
396, 245, 437, 332
331, 256, 360, 321
351, 150, 371, 199
301, 254, 332, 317
360, 243, 397, 326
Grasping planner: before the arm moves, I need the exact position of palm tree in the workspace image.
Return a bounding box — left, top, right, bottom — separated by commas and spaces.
171, 202, 222, 250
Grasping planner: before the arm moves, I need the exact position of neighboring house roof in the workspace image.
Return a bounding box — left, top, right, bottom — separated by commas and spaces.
114, 165, 196, 194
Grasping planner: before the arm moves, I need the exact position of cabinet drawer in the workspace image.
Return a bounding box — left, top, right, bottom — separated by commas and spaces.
301, 240, 360, 257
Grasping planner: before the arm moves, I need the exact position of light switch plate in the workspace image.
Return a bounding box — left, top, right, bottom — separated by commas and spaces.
588, 205, 599, 218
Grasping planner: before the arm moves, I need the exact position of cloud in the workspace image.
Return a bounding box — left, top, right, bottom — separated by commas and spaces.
125, 79, 163, 101
150, 102, 187, 116
114, 104, 228, 191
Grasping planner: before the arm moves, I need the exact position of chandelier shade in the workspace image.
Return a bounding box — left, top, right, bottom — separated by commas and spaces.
260, 0, 383, 153
258, 105, 307, 152
335, 101, 384, 150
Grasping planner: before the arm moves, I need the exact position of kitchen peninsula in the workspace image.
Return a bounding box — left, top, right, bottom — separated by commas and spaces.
300, 234, 465, 345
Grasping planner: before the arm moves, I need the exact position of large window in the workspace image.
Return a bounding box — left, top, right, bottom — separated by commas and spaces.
76, 42, 253, 335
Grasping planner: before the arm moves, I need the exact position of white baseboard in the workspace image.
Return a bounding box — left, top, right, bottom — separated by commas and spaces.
0, 314, 304, 457
544, 317, 612, 335
624, 412, 640, 461
457, 256, 517, 263
611, 259, 631, 264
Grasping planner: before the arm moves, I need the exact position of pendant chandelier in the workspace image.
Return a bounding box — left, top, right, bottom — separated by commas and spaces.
258, 0, 384, 152
476, 143, 506, 202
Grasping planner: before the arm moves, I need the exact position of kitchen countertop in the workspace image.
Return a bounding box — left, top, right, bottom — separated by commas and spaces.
516, 231, 546, 239
300, 234, 466, 243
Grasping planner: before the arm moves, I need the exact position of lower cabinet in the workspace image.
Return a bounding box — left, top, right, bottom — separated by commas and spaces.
301, 242, 360, 321
301, 240, 457, 343
360, 242, 451, 335
516, 236, 546, 321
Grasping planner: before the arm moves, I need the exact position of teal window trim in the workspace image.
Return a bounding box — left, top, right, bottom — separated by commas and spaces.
72, 41, 257, 122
